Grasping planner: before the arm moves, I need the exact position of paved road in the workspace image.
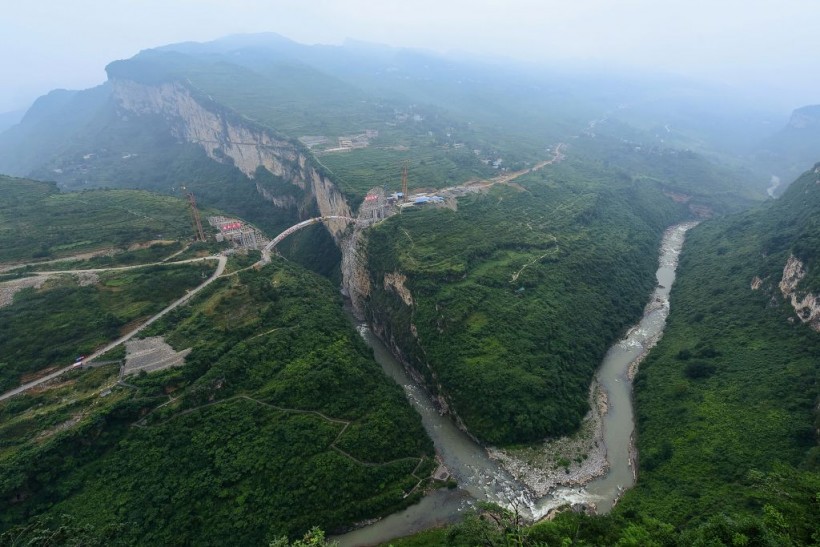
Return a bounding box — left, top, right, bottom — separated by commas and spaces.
0, 255, 227, 402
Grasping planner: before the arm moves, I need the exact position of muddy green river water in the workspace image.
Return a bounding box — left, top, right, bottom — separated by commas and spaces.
337, 222, 697, 546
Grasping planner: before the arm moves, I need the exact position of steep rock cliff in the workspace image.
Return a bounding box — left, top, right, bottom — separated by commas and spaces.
340, 188, 403, 317
340, 228, 371, 316
110, 79, 352, 239
779, 255, 820, 332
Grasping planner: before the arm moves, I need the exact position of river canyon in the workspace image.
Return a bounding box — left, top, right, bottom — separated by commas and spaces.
337, 221, 698, 546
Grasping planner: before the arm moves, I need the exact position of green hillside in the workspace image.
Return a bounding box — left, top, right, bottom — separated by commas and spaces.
0, 176, 193, 263
364, 155, 690, 445
0, 263, 215, 392
618, 164, 819, 530
0, 258, 433, 544
573, 122, 764, 213
383, 166, 820, 547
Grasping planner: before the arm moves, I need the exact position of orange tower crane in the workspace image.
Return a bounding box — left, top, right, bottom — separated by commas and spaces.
401, 162, 409, 203
185, 191, 206, 242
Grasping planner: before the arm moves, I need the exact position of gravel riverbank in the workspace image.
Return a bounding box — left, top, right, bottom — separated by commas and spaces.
487, 382, 609, 498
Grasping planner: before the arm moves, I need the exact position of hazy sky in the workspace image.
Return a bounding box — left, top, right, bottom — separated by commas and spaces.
1, 0, 819, 112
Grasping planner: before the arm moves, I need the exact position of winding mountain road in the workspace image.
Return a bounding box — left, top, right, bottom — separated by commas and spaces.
438, 142, 566, 198
1, 143, 569, 403
0, 255, 226, 402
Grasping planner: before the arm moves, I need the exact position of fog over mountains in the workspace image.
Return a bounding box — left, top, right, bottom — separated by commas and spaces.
2, 0, 820, 111
0, 7, 818, 546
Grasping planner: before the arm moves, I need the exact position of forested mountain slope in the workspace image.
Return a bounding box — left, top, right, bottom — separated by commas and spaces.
0, 34, 776, 451
0, 86, 112, 177
362, 154, 691, 445
0, 259, 433, 544
615, 163, 820, 539
388, 165, 820, 547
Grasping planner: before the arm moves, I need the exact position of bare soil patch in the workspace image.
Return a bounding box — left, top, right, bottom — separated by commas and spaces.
0, 276, 48, 308
123, 336, 191, 376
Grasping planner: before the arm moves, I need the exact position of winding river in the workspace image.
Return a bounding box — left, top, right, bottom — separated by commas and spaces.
337, 222, 697, 546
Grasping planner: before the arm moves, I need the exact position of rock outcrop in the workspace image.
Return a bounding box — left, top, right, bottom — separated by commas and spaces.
384, 272, 414, 307
779, 255, 820, 332
110, 79, 352, 239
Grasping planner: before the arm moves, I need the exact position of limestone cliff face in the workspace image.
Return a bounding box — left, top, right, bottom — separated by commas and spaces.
340, 228, 371, 317
364, 268, 471, 434
353, 230, 462, 425
779, 255, 820, 332
340, 188, 402, 317
110, 79, 351, 239
254, 183, 299, 210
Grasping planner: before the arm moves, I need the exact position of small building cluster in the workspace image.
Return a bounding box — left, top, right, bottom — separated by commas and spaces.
321, 130, 380, 153
208, 216, 268, 250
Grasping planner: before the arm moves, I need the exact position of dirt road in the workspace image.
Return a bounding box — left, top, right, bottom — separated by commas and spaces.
438, 143, 566, 199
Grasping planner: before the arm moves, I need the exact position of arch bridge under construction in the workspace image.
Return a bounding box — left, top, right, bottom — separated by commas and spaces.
258, 215, 358, 265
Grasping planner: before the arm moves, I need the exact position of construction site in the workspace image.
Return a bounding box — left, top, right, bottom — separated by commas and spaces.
189, 163, 449, 257
360, 164, 448, 221
181, 189, 268, 250
208, 216, 269, 250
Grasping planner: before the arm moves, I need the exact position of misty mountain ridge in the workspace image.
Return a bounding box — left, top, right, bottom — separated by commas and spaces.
754, 104, 820, 190
0, 32, 807, 195
786, 104, 820, 129
0, 30, 818, 546
0, 108, 25, 133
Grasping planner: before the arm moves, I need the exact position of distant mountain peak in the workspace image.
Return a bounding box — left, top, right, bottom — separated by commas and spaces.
787, 104, 820, 129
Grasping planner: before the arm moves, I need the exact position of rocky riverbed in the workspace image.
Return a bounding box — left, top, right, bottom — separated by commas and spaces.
488, 382, 609, 497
